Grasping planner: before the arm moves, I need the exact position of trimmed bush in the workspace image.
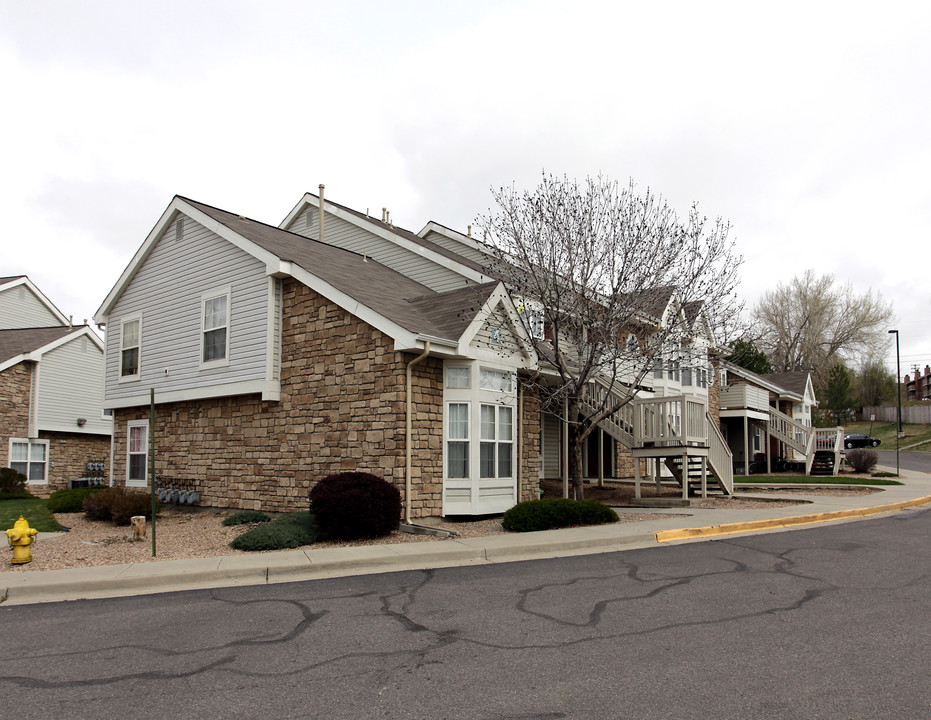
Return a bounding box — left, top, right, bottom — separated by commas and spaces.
48, 487, 107, 513
309, 472, 401, 540
83, 487, 158, 525
871, 470, 898, 478
846, 449, 878, 474
222, 510, 272, 526
502, 498, 619, 533
0, 468, 30, 498
230, 512, 319, 551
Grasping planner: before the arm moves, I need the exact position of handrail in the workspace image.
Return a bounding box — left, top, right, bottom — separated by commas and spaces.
634, 395, 707, 447
768, 407, 810, 456
705, 411, 734, 495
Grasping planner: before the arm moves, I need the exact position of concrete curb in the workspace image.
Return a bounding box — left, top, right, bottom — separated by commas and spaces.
655, 494, 931, 542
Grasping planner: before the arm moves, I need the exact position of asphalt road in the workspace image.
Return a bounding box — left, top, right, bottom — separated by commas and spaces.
2, 509, 930, 720
874, 449, 931, 473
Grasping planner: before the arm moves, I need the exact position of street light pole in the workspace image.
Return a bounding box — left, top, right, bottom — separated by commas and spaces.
888, 329, 901, 477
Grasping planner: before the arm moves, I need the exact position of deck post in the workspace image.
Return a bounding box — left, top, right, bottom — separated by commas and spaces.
681, 451, 688, 499
701, 456, 707, 498
634, 455, 641, 498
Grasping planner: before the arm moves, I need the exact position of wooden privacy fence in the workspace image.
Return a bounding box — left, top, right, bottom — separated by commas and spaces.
863, 405, 931, 424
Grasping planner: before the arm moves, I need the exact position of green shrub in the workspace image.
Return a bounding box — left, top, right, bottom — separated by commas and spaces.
309, 472, 401, 540
846, 449, 878, 474
871, 470, 898, 478
83, 487, 158, 525
0, 468, 30, 498
230, 512, 319, 551
222, 510, 272, 526
502, 498, 619, 533
48, 486, 107, 513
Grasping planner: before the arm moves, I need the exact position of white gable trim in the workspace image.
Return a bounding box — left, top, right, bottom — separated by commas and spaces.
95, 197, 283, 325
0, 276, 69, 325
0, 327, 102, 373
457, 283, 538, 366
281, 195, 489, 284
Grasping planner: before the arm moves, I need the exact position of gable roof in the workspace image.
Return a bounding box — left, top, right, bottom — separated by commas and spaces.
0, 275, 69, 326
96, 196, 522, 353
0, 325, 102, 372
761, 371, 813, 401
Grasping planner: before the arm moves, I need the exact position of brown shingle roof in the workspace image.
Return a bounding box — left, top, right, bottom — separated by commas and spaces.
0, 326, 76, 365
761, 371, 810, 398
183, 198, 482, 342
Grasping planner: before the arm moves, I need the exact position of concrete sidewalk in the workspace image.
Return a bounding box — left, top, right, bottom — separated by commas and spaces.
3, 466, 930, 606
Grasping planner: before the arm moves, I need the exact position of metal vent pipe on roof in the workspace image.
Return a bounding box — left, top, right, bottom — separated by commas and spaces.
318, 184, 325, 243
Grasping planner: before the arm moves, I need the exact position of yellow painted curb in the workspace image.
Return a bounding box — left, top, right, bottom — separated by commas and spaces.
655, 495, 931, 543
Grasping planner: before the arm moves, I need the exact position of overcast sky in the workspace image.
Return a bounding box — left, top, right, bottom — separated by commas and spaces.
2, 1, 929, 378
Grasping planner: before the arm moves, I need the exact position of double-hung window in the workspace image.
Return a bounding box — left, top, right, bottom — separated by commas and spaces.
9, 439, 49, 483
480, 405, 513, 478
201, 288, 230, 367
127, 420, 148, 487
447, 403, 470, 478
120, 314, 141, 380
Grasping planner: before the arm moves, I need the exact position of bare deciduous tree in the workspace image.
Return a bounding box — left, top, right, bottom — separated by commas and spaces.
752, 270, 894, 388
477, 173, 742, 499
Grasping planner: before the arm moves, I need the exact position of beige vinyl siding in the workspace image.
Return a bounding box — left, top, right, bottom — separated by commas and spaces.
287, 209, 473, 293
104, 216, 269, 401
470, 305, 523, 358
36, 336, 111, 435
420, 230, 492, 266
0, 285, 63, 329
541, 412, 561, 479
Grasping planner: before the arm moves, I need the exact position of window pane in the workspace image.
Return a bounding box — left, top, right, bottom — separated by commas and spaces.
480, 405, 496, 440
11, 462, 27, 476
29, 443, 46, 462
203, 327, 227, 362
205, 296, 227, 330
129, 454, 147, 481
480, 369, 512, 392
448, 404, 468, 439
447, 442, 468, 478
682, 368, 692, 386
122, 320, 138, 348
121, 347, 139, 376
498, 443, 513, 478
498, 407, 513, 440
446, 367, 470, 388
480, 442, 495, 478
10, 442, 27, 462
129, 426, 146, 453
28, 462, 45, 481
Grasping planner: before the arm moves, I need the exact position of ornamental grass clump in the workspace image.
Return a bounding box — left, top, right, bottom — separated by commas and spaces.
222, 510, 272, 526
229, 512, 319, 551
502, 498, 619, 533
309, 471, 401, 540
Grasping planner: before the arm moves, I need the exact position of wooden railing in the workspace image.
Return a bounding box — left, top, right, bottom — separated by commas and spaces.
634, 395, 707, 447
580, 379, 636, 447
769, 407, 810, 456
705, 411, 734, 494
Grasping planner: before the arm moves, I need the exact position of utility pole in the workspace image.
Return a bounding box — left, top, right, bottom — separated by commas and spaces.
888, 330, 901, 477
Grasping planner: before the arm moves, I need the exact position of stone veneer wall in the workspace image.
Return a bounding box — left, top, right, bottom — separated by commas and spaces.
517, 379, 541, 502
111, 280, 445, 517
35, 430, 110, 496
0, 364, 32, 468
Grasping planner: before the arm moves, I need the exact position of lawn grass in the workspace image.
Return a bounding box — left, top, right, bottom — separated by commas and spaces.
0, 497, 64, 532
843, 421, 931, 451
735, 475, 902, 486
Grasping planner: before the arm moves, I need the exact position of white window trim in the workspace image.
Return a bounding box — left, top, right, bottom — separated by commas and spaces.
8, 438, 49, 485
118, 312, 142, 383
126, 419, 148, 488
200, 287, 231, 370
445, 401, 471, 479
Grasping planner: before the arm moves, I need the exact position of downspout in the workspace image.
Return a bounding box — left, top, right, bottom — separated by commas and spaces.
405, 342, 430, 524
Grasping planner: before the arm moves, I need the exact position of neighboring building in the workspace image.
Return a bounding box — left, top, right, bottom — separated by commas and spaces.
0, 276, 112, 493
718, 362, 839, 475
95, 193, 732, 519
904, 366, 931, 401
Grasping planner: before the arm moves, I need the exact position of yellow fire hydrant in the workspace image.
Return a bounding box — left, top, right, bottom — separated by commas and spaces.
5, 516, 39, 565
